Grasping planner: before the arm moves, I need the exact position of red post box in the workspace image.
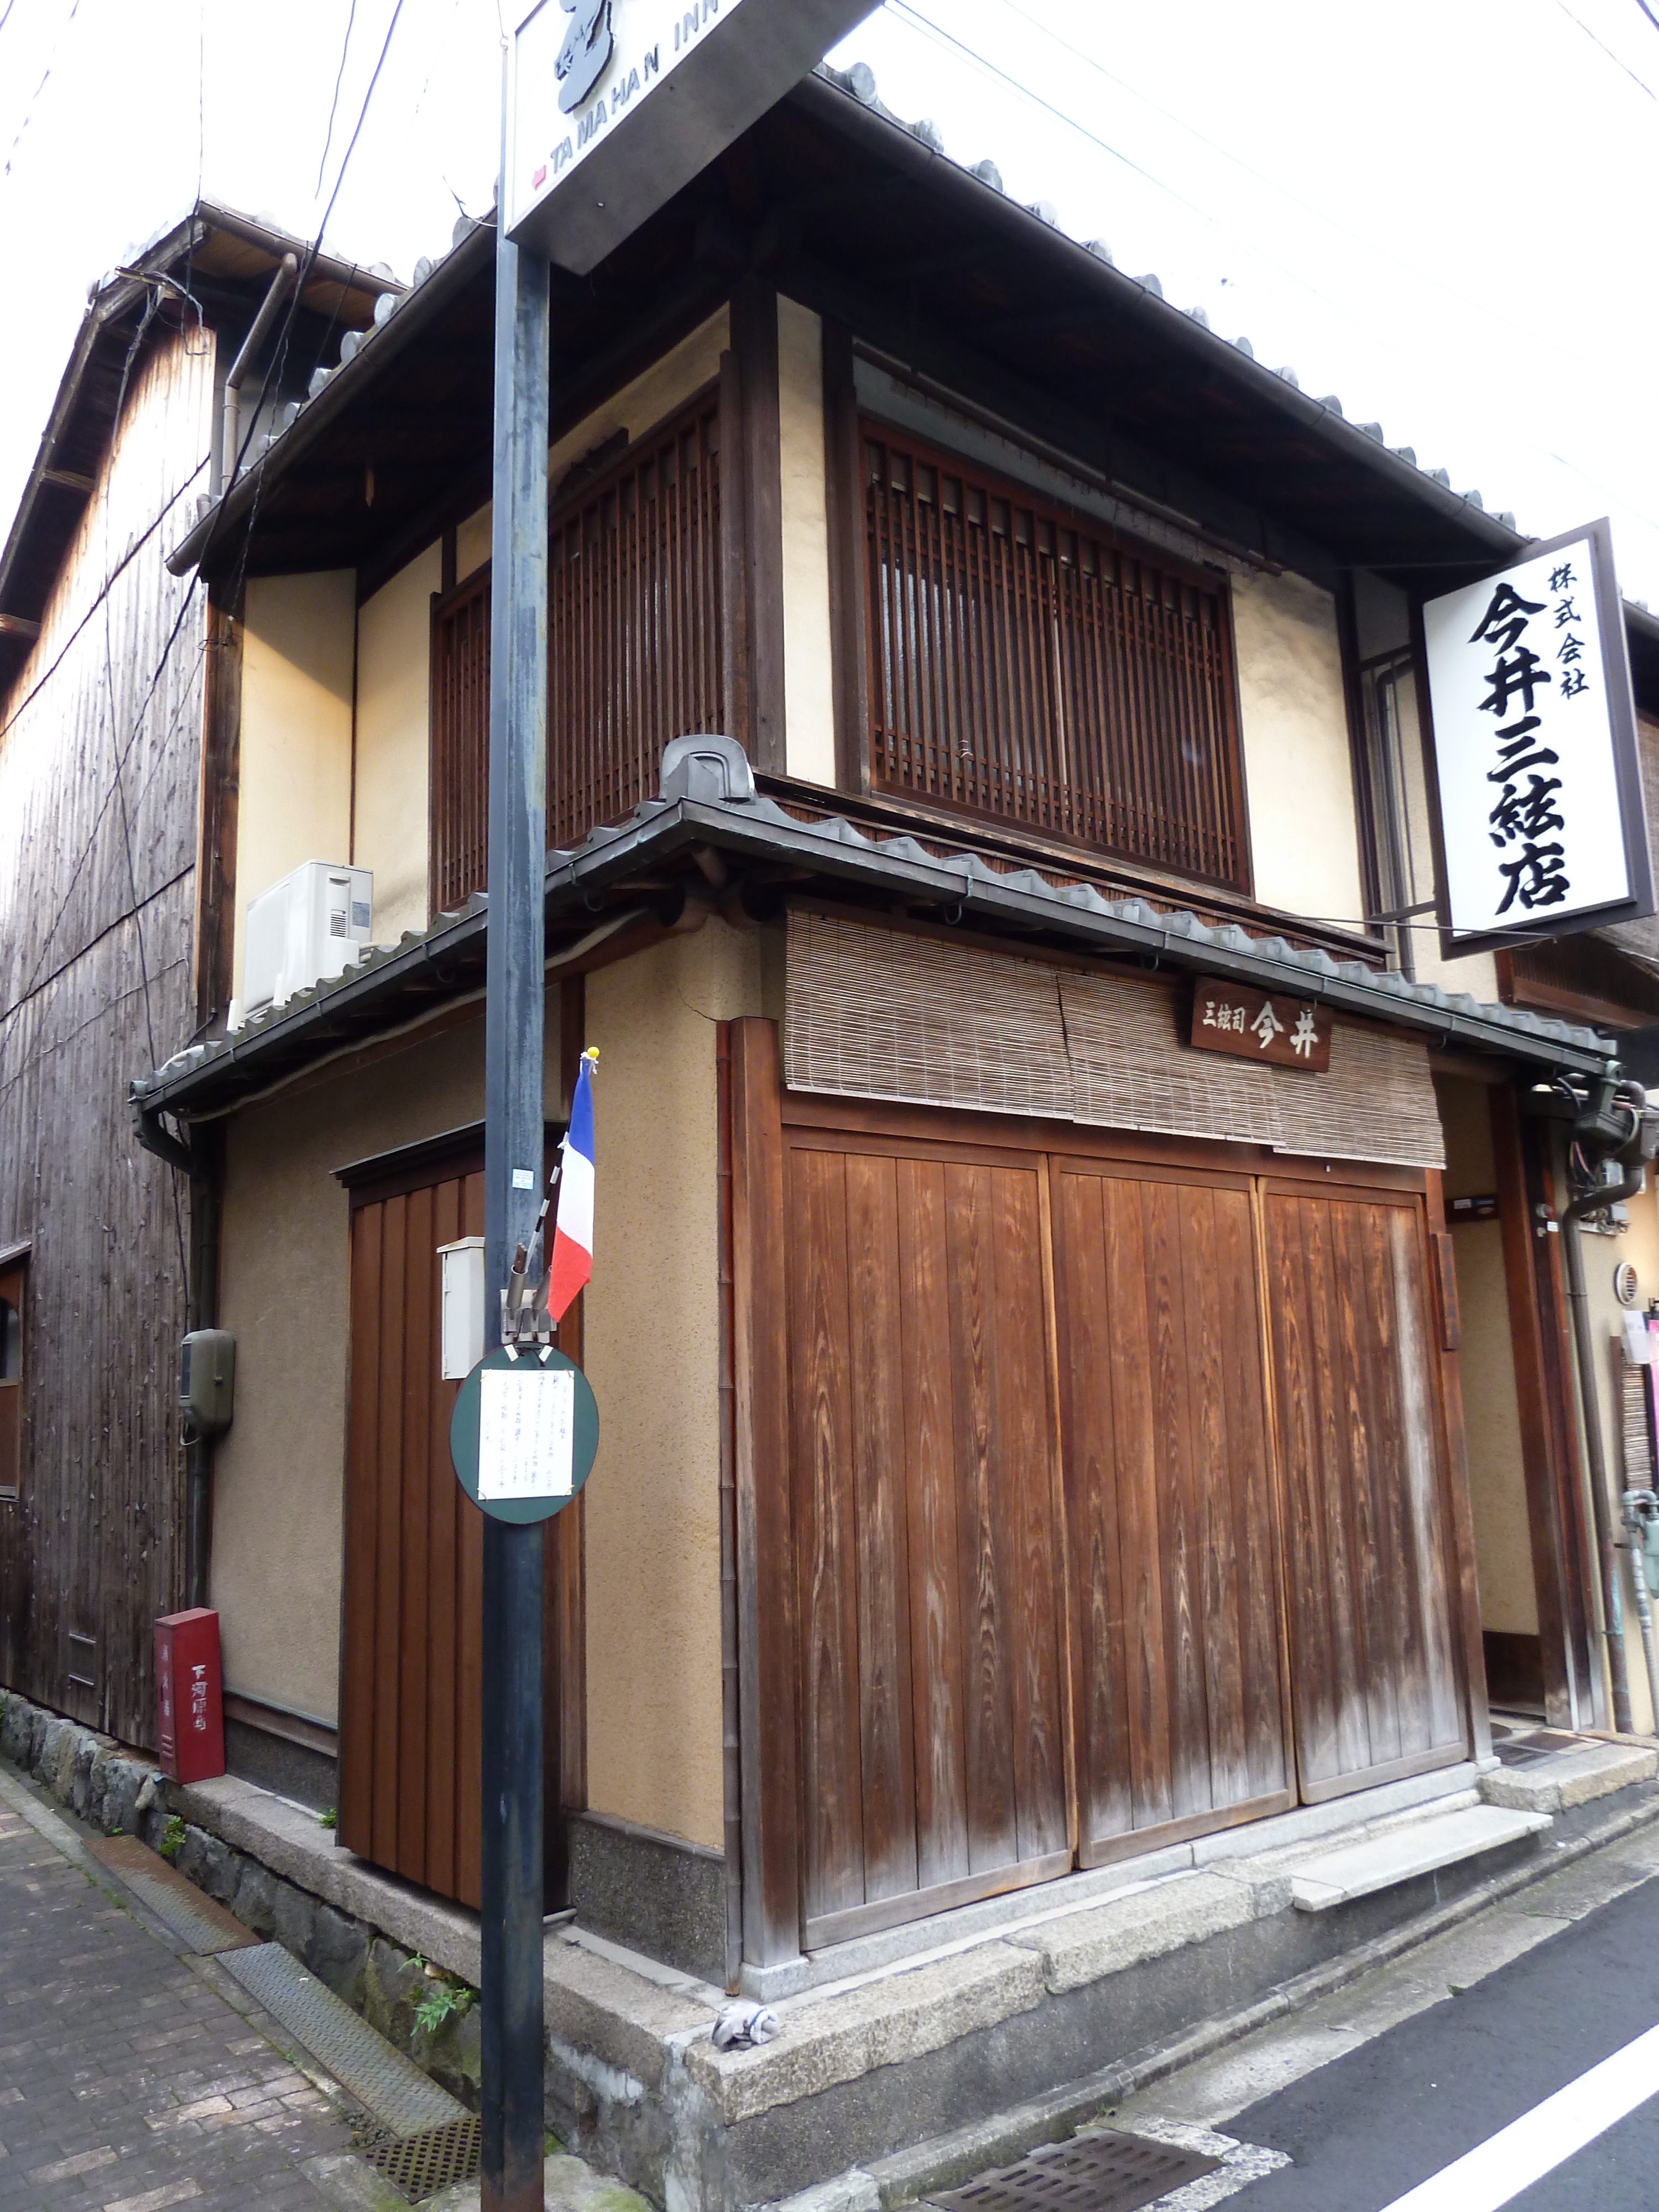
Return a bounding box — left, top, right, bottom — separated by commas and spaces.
155, 1608, 225, 1783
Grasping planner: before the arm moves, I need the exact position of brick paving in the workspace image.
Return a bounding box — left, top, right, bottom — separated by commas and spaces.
0, 1782, 354, 2210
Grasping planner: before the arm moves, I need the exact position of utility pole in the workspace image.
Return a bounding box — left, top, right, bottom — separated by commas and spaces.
481, 73, 551, 2212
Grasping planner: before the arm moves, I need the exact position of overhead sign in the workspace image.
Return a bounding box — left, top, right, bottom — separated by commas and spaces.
450, 1346, 598, 1524
1189, 978, 1332, 1073
1422, 518, 1653, 953
506, 0, 881, 273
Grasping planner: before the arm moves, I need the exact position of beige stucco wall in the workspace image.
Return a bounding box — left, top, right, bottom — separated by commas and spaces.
1390, 674, 1500, 1003
581, 919, 765, 1849
234, 572, 356, 1001
1232, 568, 1365, 928
356, 544, 442, 942
456, 305, 732, 583
210, 999, 561, 1723
777, 295, 836, 788
1436, 1074, 1537, 1637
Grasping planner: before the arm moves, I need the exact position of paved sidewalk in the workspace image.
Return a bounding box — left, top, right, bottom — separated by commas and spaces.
0, 1771, 352, 2211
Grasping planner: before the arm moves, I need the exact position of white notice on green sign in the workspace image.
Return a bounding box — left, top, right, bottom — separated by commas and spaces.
478, 1366, 575, 1501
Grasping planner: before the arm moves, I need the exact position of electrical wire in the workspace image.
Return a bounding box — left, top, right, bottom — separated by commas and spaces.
1555, 0, 1659, 93
882, 0, 1659, 544
2, 0, 80, 180
1639, 0, 1659, 32
316, 0, 361, 197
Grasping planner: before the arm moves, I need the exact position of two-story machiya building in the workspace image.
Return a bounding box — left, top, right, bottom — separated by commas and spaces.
11, 56, 1659, 2209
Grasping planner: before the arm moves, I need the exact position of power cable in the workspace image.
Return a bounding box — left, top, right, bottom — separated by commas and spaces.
883, 0, 1659, 543
2, 0, 81, 181
978, 0, 1650, 383
1639, 0, 1659, 31
1554, 0, 1658, 96
316, 0, 361, 197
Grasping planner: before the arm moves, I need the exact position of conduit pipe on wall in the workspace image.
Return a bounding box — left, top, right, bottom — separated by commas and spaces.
218, 253, 298, 494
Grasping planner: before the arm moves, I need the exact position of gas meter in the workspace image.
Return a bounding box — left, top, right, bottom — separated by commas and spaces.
180, 1330, 235, 1436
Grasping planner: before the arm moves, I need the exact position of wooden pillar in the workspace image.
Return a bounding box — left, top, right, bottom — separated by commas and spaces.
822, 318, 870, 797
721, 280, 787, 775
1425, 1167, 1493, 1762
728, 1016, 801, 1968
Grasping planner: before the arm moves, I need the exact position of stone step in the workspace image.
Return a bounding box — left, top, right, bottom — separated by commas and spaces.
1287, 1804, 1550, 1912
1481, 1739, 1658, 1816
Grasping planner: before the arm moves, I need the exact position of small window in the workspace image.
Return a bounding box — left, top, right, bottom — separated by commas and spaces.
0, 1296, 18, 1380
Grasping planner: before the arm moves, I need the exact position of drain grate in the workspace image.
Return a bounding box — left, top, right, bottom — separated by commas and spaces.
937, 2130, 1219, 2212
362, 2114, 482, 2203
89, 1835, 259, 1954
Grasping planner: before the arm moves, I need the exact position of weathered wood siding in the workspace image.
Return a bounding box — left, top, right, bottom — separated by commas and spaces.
0, 326, 212, 1747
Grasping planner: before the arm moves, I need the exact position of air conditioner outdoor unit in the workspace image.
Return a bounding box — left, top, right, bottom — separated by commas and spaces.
241, 860, 373, 1019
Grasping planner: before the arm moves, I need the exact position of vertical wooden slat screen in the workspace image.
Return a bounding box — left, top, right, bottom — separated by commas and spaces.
430, 573, 492, 915
862, 427, 1248, 890
549, 398, 724, 848
429, 397, 726, 911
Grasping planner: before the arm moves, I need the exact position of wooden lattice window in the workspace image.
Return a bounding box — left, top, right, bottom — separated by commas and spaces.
429, 397, 724, 911
430, 571, 492, 915
863, 427, 1249, 890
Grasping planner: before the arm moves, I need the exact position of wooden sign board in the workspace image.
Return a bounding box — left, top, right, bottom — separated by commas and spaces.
507, 0, 881, 273
1190, 977, 1332, 1073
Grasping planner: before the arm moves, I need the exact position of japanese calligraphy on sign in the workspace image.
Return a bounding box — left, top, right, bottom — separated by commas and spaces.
1189, 980, 1332, 1072
1422, 519, 1652, 947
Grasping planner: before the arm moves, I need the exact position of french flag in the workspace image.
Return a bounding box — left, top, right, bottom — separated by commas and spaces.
547, 1048, 596, 1323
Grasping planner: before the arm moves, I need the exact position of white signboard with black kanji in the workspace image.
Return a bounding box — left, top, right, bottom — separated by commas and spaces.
1422, 518, 1652, 951
507, 0, 880, 273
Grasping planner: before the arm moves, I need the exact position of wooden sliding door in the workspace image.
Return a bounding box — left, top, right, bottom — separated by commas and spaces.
1263, 1186, 1466, 1801
785, 1132, 1071, 1948
1050, 1161, 1293, 1864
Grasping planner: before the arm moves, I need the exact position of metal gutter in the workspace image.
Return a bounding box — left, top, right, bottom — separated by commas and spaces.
131, 797, 1615, 1123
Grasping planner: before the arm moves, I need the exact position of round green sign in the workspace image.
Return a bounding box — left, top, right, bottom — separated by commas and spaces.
449, 1345, 599, 1525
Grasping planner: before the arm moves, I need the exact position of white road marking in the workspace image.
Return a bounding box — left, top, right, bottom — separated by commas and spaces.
1376, 2018, 1659, 2211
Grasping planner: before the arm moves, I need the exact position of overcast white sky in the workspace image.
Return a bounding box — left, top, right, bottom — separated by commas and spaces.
3, 0, 1658, 604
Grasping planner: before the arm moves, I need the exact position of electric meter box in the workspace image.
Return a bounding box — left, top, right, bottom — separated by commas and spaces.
439, 1238, 486, 1380
180, 1329, 236, 1434
241, 860, 373, 1018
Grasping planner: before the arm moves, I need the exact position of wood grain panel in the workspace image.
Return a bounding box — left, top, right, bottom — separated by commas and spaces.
1052, 1160, 1292, 1864
1264, 1189, 1467, 1802
786, 1128, 1068, 1945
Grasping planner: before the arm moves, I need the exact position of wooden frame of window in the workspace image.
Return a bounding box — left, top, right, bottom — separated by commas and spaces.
427, 388, 727, 912
855, 419, 1253, 893
0, 1247, 25, 1506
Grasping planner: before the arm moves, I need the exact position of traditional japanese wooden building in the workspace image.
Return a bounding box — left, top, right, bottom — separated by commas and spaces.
8, 75, 1659, 2188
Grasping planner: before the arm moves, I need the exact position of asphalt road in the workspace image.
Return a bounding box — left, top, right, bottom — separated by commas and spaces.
1224, 1870, 1659, 2210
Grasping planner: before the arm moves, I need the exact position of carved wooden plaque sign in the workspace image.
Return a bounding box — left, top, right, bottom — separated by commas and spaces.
1190, 977, 1332, 1073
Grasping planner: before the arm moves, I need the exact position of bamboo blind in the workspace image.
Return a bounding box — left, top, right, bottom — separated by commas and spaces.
428, 398, 724, 909
785, 911, 1446, 1169
863, 427, 1248, 889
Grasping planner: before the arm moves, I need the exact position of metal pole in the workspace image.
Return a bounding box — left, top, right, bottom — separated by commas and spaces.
482, 72, 551, 2212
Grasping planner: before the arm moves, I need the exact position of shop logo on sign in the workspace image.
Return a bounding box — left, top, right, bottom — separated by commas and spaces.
557, 0, 613, 113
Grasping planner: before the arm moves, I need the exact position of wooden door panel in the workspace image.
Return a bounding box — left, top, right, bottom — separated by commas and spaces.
788, 1139, 1069, 1948
1265, 1191, 1466, 1801
1052, 1163, 1293, 1865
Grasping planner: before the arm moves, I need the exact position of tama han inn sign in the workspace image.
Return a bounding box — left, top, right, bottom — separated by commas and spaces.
1423, 518, 1654, 954
507, 0, 881, 273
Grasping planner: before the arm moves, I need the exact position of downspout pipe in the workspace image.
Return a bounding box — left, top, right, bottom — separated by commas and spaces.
131, 1100, 219, 1609
218, 252, 298, 495
1560, 1074, 1655, 1734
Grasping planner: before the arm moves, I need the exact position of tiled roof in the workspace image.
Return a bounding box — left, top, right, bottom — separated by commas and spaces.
131, 786, 1615, 1119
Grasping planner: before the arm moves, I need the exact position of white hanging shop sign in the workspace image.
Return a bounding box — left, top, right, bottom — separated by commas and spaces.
1422, 517, 1653, 956
506, 0, 880, 274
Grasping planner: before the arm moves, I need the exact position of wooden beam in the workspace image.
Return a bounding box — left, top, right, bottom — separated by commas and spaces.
1425, 1167, 1493, 1762
0, 612, 40, 640
821, 319, 870, 797
41, 468, 96, 495
728, 1016, 801, 1968
728, 279, 788, 774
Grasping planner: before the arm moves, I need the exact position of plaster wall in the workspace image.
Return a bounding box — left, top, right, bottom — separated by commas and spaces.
234, 572, 355, 1000
1435, 1074, 1536, 1637
776, 295, 836, 787
209, 1002, 561, 1724
455, 306, 731, 585
581, 919, 766, 1851
1231, 568, 1365, 929
355, 543, 442, 942
1392, 672, 1500, 1003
